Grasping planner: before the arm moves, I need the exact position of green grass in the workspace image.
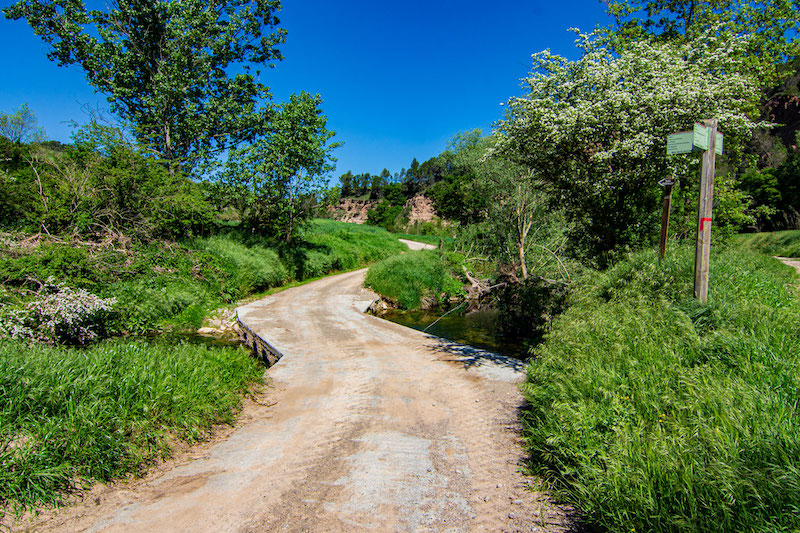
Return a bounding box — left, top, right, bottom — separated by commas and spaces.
522, 246, 800, 532
365, 250, 463, 309
0, 338, 262, 518
734, 230, 800, 258
1, 220, 413, 334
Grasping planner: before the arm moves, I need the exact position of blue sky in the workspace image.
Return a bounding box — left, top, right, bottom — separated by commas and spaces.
0, 0, 612, 179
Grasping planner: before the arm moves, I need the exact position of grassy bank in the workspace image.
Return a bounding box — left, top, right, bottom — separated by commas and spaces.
0, 220, 409, 334
364, 250, 463, 309
0, 338, 262, 518
522, 246, 800, 532
734, 229, 800, 257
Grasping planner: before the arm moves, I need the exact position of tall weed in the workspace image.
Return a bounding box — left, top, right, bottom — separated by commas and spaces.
523, 246, 800, 532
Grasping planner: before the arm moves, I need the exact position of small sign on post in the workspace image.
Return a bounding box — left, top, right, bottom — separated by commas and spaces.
666, 120, 722, 303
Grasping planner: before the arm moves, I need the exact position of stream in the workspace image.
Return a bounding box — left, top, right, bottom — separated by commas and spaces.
380, 308, 530, 360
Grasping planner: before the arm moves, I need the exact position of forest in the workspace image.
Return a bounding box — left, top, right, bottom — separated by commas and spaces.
1, 0, 800, 531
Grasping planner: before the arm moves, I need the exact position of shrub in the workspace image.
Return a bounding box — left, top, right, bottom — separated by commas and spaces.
1, 279, 115, 344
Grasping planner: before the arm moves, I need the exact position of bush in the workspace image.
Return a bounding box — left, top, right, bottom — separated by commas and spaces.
522, 246, 800, 532
0, 279, 115, 344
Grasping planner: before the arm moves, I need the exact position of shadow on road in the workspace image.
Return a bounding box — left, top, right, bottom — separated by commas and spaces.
426, 337, 527, 372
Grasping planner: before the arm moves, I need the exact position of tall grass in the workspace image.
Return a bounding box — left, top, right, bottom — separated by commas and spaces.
734, 230, 800, 258
365, 250, 463, 309
0, 339, 262, 517
1, 220, 413, 334
522, 246, 800, 532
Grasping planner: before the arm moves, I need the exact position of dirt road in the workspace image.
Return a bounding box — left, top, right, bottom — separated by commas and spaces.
15, 269, 571, 532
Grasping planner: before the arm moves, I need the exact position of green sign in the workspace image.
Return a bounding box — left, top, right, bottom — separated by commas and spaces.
693, 123, 709, 150
667, 126, 723, 155
667, 131, 694, 154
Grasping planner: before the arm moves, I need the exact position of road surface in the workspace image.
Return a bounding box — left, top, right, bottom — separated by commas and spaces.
13, 268, 571, 532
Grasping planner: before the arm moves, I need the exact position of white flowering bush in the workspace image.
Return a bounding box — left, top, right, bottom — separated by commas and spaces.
495, 29, 762, 257
1, 278, 116, 345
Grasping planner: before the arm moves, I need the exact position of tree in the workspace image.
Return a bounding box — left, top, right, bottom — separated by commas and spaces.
216, 92, 339, 241
0, 103, 46, 145
602, 0, 800, 84
5, 0, 286, 170
495, 31, 761, 259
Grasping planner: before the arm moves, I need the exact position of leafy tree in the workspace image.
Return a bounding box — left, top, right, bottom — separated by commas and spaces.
5, 0, 286, 170
216, 92, 338, 242
602, 0, 800, 84
496, 31, 760, 259
339, 170, 354, 197
0, 103, 45, 145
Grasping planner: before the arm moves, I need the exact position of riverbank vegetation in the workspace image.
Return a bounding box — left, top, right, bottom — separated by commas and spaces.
0, 339, 262, 517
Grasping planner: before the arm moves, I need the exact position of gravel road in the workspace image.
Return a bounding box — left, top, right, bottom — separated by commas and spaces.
13, 268, 572, 532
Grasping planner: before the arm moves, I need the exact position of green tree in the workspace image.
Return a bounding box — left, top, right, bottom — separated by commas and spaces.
217, 92, 339, 242
496, 31, 760, 259
0, 103, 45, 145
603, 0, 800, 84
5, 0, 286, 170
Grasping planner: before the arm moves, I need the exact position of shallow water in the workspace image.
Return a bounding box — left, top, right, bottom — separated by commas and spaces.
380, 308, 529, 360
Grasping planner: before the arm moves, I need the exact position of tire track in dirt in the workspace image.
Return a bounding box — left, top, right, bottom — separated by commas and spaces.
10, 268, 575, 532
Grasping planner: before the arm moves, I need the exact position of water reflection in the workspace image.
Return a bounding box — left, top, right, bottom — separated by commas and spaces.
380, 308, 530, 360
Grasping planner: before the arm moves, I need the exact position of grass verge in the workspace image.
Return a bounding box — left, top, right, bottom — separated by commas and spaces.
365, 250, 463, 309
0, 220, 410, 334
734, 229, 800, 257
0, 338, 262, 519
522, 246, 800, 532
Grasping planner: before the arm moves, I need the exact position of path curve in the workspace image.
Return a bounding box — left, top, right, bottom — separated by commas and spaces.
398, 238, 437, 251
14, 269, 571, 532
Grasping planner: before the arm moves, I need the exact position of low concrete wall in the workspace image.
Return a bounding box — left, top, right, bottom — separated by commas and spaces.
236, 309, 283, 367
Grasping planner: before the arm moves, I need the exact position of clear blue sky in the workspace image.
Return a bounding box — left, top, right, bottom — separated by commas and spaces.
0, 0, 611, 179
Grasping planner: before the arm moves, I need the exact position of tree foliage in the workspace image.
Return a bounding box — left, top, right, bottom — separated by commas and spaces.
496, 31, 760, 259
215, 92, 338, 242
0, 103, 45, 145
602, 0, 800, 84
4, 0, 286, 169
0, 117, 213, 237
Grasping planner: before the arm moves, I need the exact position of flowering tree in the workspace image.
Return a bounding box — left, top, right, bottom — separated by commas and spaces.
495, 31, 760, 259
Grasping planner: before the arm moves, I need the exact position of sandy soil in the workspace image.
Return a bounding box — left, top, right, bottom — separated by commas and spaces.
397, 239, 437, 251
9, 268, 575, 532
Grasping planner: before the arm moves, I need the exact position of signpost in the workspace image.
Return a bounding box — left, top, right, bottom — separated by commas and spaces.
665, 120, 722, 303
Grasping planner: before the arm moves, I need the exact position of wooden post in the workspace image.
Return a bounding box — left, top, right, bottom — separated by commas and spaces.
693, 118, 718, 303
658, 181, 674, 260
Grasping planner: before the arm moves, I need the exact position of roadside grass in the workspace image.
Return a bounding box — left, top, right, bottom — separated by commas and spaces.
365, 250, 463, 309
522, 245, 800, 532
0, 338, 262, 518
734, 229, 800, 257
